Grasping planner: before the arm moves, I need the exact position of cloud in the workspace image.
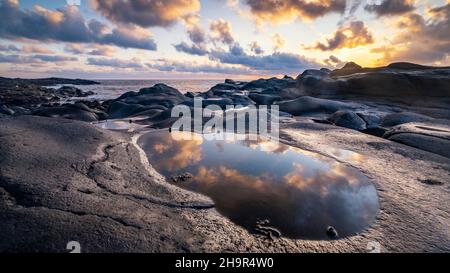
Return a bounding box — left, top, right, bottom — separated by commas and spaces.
87, 45, 117, 57
64, 44, 85, 54
149, 60, 252, 75
21, 45, 54, 54
242, 0, 347, 24
0, 0, 157, 50
272, 33, 285, 51
87, 57, 143, 69
210, 19, 235, 45
90, 0, 201, 28
249, 41, 264, 54
0, 43, 20, 52
183, 15, 207, 44
210, 44, 320, 73
371, 3, 450, 65
323, 55, 345, 68
365, 0, 415, 17
0, 53, 77, 63
174, 42, 209, 56
307, 21, 374, 51
33, 55, 77, 62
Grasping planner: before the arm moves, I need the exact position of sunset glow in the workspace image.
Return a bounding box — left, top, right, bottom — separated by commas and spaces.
1, 0, 449, 79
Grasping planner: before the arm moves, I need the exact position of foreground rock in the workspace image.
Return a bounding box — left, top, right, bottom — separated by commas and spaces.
1, 115, 449, 252
384, 122, 450, 158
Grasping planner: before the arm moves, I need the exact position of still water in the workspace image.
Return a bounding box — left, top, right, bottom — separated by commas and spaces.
138, 130, 379, 240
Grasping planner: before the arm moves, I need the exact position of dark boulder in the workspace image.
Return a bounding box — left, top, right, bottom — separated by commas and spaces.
34, 102, 107, 122
329, 110, 367, 131
278, 96, 358, 116
57, 86, 94, 97
249, 93, 282, 105
108, 101, 162, 119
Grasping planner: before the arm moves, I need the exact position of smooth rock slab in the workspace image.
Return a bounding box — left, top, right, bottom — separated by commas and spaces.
384, 122, 450, 158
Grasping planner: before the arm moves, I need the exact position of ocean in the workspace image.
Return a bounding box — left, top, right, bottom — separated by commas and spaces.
49, 79, 223, 101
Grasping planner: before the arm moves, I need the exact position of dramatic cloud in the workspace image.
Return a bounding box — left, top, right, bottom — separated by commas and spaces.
87, 57, 143, 69
307, 21, 374, 51
365, 0, 415, 17
174, 42, 209, 56
249, 41, 264, 55
210, 44, 320, 73
372, 3, 450, 64
242, 0, 347, 24
90, 0, 201, 28
0, 0, 157, 50
210, 19, 235, 45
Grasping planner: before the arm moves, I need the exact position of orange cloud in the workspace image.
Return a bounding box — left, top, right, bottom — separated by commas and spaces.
242, 0, 346, 25
371, 3, 450, 65
306, 21, 374, 51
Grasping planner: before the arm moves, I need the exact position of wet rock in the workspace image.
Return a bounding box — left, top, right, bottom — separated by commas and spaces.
384, 122, 450, 158
357, 112, 386, 128
0, 105, 14, 115
34, 102, 108, 122
249, 93, 282, 105
326, 226, 339, 239
361, 126, 388, 138
278, 96, 357, 116
123, 86, 186, 109
229, 94, 254, 106
255, 220, 282, 240
57, 86, 94, 97
296, 69, 342, 96
243, 77, 296, 91
330, 62, 362, 77
419, 179, 444, 186
182, 97, 234, 109
329, 110, 367, 131
108, 101, 159, 119
185, 92, 196, 98
9, 106, 31, 116
115, 91, 139, 100
381, 112, 434, 127
108, 84, 187, 118
170, 173, 194, 183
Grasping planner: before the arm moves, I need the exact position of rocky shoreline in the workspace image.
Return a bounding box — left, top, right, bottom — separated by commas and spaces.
1, 62, 449, 252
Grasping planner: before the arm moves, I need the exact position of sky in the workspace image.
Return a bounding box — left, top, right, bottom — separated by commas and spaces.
0, 0, 449, 79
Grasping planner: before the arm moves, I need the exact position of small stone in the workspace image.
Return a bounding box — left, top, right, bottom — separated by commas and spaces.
326, 226, 339, 239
